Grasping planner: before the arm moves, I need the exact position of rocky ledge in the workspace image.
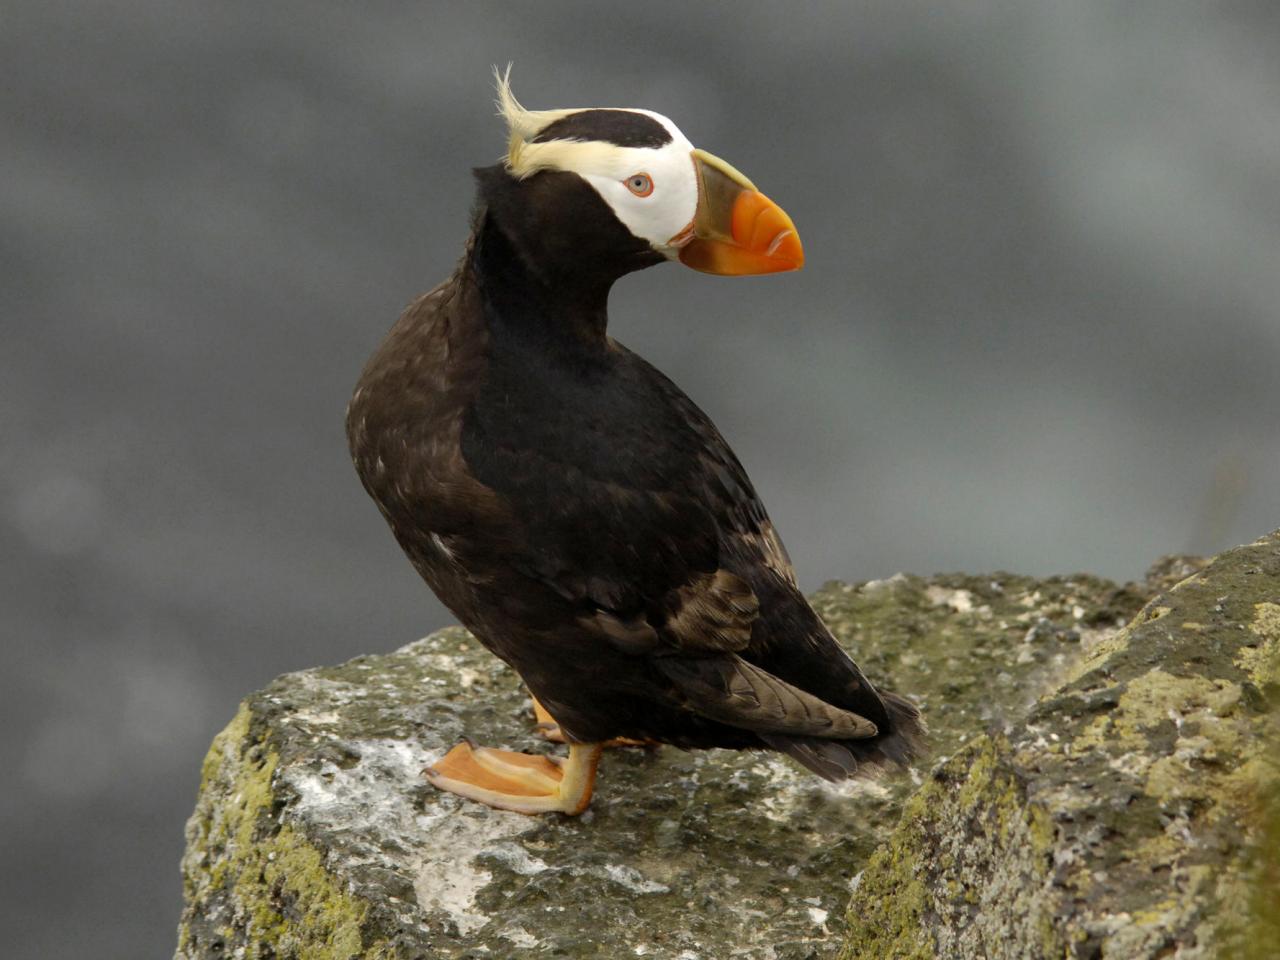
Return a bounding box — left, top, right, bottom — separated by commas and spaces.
175, 533, 1278, 959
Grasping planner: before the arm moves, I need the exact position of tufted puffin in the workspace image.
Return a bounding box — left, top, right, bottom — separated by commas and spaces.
346, 71, 924, 815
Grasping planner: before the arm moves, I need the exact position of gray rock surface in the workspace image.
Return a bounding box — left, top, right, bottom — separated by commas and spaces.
840, 532, 1280, 960
174, 538, 1277, 958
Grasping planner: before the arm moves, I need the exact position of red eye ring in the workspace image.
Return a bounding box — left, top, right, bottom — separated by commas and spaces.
624, 173, 654, 197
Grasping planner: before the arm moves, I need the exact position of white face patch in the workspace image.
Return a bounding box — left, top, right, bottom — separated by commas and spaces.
510, 110, 699, 258
567, 112, 699, 258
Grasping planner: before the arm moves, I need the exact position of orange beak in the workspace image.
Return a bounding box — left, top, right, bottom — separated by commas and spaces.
675, 149, 804, 276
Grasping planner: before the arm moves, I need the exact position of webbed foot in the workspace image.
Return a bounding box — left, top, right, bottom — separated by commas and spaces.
424, 739, 602, 815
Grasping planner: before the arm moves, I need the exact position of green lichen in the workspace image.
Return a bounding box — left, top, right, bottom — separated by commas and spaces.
176, 705, 398, 960
841, 530, 1280, 959
1237, 775, 1280, 960
1230, 615, 1280, 960
1237, 601, 1280, 689
840, 789, 935, 959
839, 736, 1060, 960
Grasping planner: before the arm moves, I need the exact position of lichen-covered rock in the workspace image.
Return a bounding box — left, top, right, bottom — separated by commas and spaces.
840, 532, 1280, 960
176, 562, 1159, 959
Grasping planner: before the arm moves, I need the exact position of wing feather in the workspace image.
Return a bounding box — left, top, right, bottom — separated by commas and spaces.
655, 655, 878, 739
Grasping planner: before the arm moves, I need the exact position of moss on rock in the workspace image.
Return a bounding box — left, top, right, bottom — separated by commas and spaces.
840, 531, 1280, 960
176, 705, 397, 960
174, 535, 1276, 958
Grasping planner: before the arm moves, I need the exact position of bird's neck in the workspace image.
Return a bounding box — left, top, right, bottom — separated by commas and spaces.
468, 211, 613, 353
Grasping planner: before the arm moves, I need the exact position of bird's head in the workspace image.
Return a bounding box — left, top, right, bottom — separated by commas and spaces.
480, 69, 804, 282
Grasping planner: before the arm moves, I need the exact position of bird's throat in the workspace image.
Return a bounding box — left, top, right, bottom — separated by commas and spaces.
468, 164, 665, 354
471, 212, 614, 352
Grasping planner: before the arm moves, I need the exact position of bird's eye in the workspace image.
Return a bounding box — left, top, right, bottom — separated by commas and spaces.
624, 173, 654, 197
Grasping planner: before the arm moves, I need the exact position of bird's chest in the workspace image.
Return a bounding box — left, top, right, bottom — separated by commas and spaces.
462, 342, 696, 492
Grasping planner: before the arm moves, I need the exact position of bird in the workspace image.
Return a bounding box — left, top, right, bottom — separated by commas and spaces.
346, 70, 924, 815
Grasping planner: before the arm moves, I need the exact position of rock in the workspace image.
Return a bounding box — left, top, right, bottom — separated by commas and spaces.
173, 568, 1143, 959
173, 537, 1276, 959
839, 531, 1280, 960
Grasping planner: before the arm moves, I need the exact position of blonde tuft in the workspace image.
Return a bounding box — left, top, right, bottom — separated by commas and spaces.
492, 65, 636, 180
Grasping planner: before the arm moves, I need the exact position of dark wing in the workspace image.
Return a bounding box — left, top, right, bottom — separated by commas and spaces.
460, 339, 786, 654
459, 340, 890, 762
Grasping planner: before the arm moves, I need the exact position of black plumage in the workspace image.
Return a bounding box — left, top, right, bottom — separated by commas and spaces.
347, 148, 923, 789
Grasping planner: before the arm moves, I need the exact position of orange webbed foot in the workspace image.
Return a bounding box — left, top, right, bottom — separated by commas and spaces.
424, 739, 602, 815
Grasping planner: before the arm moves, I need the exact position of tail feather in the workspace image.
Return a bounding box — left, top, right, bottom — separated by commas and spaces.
757, 734, 858, 782
655, 654, 879, 739
762, 689, 926, 782
658, 653, 927, 782
874, 690, 927, 766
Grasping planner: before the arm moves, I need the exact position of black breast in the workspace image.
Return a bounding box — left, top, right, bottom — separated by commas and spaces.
461, 335, 726, 615
464, 337, 704, 491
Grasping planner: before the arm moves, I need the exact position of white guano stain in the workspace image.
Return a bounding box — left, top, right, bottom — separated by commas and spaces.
282, 734, 542, 938
925, 585, 975, 613
600, 863, 669, 894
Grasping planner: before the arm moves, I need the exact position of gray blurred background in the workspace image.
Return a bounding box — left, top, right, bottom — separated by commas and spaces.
3, 1, 1277, 955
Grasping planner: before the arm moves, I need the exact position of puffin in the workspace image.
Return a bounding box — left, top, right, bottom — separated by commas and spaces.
346, 71, 924, 815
